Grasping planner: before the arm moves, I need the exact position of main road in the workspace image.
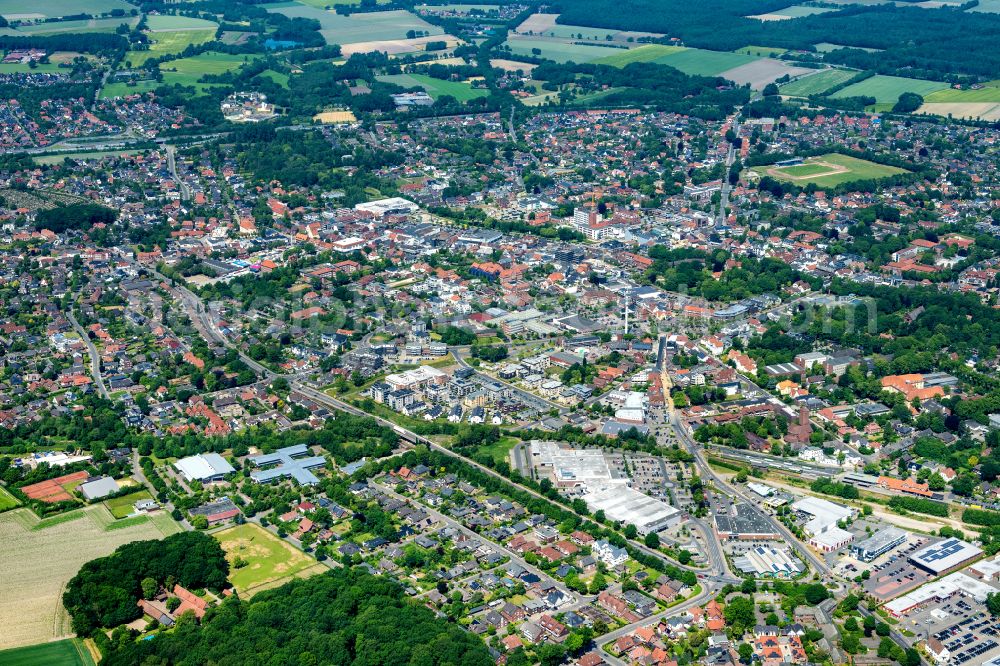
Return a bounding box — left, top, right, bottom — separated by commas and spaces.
67, 310, 110, 400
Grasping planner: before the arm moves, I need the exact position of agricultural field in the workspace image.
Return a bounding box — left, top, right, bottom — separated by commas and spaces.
339, 33, 463, 57
0, 638, 96, 666
751, 153, 907, 188
917, 102, 1000, 121
0, 62, 63, 74
313, 109, 357, 123
214, 523, 326, 597
0, 506, 178, 650
489, 58, 538, 73
0, 485, 20, 511
12, 16, 138, 35
0, 0, 135, 21
747, 4, 836, 20
735, 45, 787, 57
104, 489, 152, 519
779, 68, 858, 97
831, 74, 949, 103
813, 42, 883, 53
503, 37, 626, 64
719, 58, 815, 89
378, 73, 488, 101
653, 48, 759, 77
145, 14, 218, 31
924, 86, 1000, 102
591, 44, 687, 67
264, 4, 442, 45
969, 0, 1000, 11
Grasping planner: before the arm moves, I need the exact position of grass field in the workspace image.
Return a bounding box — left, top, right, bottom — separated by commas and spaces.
377, 73, 487, 101
264, 5, 441, 45
34, 150, 136, 165
0, 62, 63, 74
126, 28, 217, 67
831, 74, 949, 103
0, 506, 178, 649
104, 52, 255, 97
146, 14, 219, 31
0, 485, 20, 511
748, 4, 836, 19
591, 44, 687, 67
214, 523, 326, 597
504, 37, 626, 64
779, 68, 858, 97
0, 0, 134, 20
751, 153, 907, 188
814, 42, 882, 53
104, 490, 152, 519
0, 638, 96, 666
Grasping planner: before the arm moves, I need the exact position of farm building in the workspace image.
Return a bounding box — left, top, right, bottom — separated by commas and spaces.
174, 453, 235, 483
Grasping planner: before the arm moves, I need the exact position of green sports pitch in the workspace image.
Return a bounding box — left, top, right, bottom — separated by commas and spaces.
0, 639, 96, 666
751, 153, 907, 189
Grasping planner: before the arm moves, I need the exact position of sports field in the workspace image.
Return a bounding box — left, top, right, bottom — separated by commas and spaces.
0, 638, 96, 666
214, 523, 326, 597
264, 4, 442, 45
0, 0, 134, 20
779, 68, 858, 97
0, 506, 178, 649
752, 153, 907, 188
831, 74, 949, 103
378, 73, 488, 101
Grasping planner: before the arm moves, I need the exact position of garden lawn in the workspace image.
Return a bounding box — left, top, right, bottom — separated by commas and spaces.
214, 523, 326, 597
104, 489, 152, 519
0, 485, 20, 511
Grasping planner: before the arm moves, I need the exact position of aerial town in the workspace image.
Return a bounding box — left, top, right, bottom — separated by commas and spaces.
5, 1, 1000, 666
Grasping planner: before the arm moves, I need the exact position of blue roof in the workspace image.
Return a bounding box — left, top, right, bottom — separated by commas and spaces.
250, 446, 326, 486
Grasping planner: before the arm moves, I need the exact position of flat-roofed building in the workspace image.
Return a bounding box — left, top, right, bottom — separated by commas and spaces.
910, 538, 983, 575
583, 486, 681, 535
734, 545, 804, 578
715, 503, 781, 541
851, 527, 908, 562
174, 453, 235, 482
250, 444, 326, 486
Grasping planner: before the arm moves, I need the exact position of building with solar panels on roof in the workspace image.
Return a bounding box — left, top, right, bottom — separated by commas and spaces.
909, 538, 983, 576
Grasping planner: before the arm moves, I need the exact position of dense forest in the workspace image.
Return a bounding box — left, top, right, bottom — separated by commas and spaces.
63, 532, 229, 635
551, 0, 1000, 79
99, 569, 494, 666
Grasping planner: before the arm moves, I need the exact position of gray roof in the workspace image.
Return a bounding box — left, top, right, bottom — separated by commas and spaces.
79, 476, 121, 501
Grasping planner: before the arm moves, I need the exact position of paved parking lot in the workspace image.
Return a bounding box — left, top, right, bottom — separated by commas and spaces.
905, 596, 1000, 664
862, 536, 935, 601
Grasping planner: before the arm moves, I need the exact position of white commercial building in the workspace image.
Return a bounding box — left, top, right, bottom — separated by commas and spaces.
583, 486, 682, 535
385, 365, 447, 391
909, 538, 983, 575
174, 453, 235, 483
354, 197, 419, 217
527, 440, 626, 489
885, 572, 996, 617
792, 496, 854, 535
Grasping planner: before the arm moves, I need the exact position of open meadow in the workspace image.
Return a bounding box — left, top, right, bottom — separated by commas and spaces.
752, 153, 907, 188
264, 4, 441, 46
0, 484, 21, 511
214, 523, 326, 597
0, 506, 179, 650
13, 17, 138, 35
103, 52, 255, 97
